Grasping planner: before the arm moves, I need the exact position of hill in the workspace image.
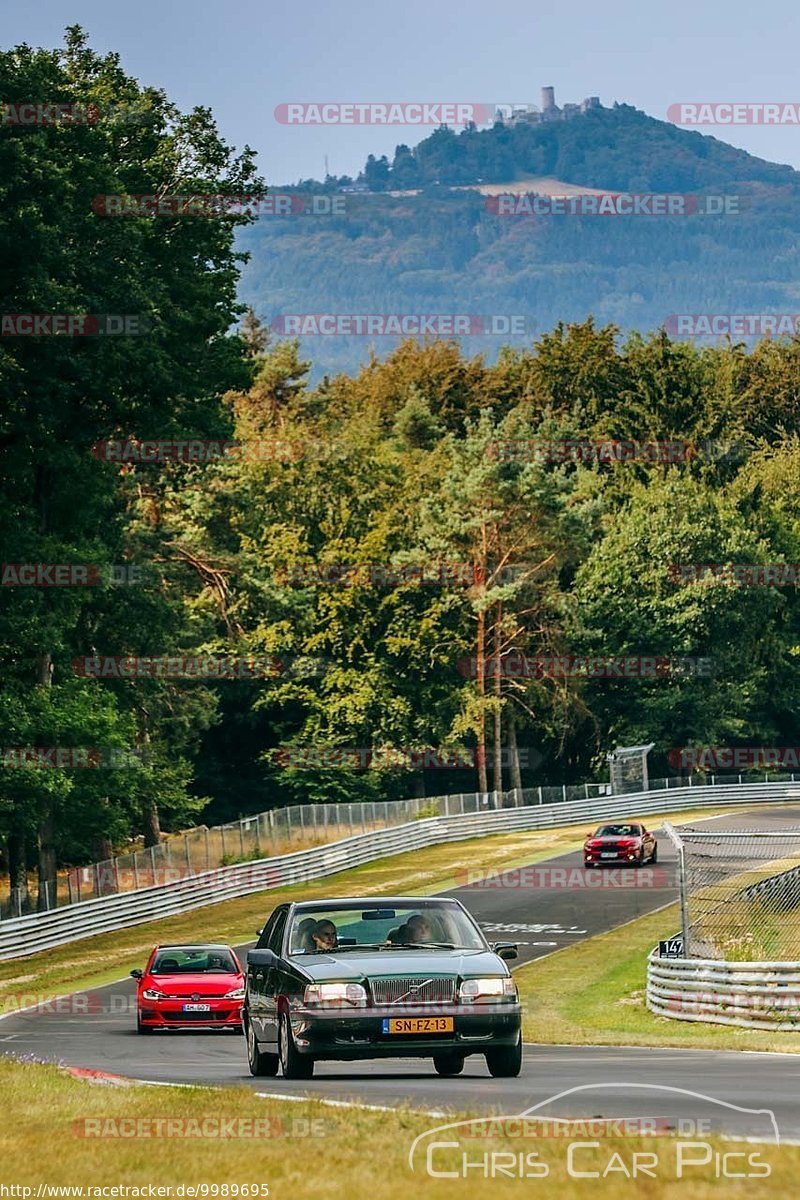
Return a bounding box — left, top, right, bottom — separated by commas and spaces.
237, 103, 800, 377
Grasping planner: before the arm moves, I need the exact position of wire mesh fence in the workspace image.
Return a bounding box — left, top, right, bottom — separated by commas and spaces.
4, 770, 799, 919
664, 821, 800, 960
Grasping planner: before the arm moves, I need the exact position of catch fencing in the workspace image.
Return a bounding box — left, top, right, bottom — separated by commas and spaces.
5, 770, 795, 918
0, 777, 796, 961
662, 821, 800, 960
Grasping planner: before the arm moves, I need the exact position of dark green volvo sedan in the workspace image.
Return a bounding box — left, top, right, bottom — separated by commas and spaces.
243, 896, 522, 1079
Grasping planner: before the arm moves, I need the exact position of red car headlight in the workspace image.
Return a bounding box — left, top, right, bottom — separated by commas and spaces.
142, 987, 169, 1001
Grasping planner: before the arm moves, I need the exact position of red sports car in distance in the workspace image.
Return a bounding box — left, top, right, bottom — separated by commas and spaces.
583, 822, 657, 868
132, 943, 245, 1033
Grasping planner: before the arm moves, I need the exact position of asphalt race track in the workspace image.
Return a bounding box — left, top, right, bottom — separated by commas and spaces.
3, 807, 800, 1139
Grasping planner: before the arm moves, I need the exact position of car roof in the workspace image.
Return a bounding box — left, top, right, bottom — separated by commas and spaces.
153, 943, 234, 950
289, 897, 462, 910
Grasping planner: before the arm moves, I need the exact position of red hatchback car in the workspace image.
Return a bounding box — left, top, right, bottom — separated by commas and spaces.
132, 944, 245, 1033
583, 822, 657, 868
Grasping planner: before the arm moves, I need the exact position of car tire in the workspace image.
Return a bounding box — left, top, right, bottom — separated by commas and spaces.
279, 1012, 314, 1079
433, 1052, 464, 1076
651, 843, 658, 863
485, 1037, 522, 1078
245, 1015, 279, 1077
636, 849, 645, 867
136, 1014, 153, 1034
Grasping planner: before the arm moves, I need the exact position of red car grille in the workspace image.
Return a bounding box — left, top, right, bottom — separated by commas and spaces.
368, 977, 456, 1006
165, 1009, 234, 1022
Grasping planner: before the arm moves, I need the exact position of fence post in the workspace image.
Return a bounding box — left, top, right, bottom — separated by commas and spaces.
538, 786, 543, 805
149, 845, 156, 886
348, 804, 355, 836
562, 784, 567, 803
239, 820, 246, 857
444, 794, 450, 817
205, 827, 210, 870
677, 842, 691, 958
185, 835, 192, 876
221, 825, 226, 860
584, 783, 589, 799
133, 852, 140, 890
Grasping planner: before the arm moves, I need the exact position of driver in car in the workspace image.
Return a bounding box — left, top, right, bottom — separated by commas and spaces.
401, 914, 432, 943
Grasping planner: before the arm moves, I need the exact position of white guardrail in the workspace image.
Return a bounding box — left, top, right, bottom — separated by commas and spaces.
647, 953, 800, 1030
1, 780, 796, 961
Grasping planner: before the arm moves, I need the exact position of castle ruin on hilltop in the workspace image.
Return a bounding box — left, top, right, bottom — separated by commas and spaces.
495, 86, 601, 126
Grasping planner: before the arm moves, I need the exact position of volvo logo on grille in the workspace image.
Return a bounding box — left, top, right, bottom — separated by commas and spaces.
396, 979, 434, 1004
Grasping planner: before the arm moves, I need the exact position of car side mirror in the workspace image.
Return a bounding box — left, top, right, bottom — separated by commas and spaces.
247, 948, 277, 969
493, 943, 518, 961
130, 969, 143, 980
255, 928, 263, 938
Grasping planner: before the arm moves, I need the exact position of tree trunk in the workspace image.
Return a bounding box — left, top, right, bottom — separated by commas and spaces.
507, 710, 523, 797
35, 651, 57, 911
476, 609, 489, 792
492, 602, 503, 798
141, 794, 162, 848
7, 826, 29, 914
36, 807, 57, 912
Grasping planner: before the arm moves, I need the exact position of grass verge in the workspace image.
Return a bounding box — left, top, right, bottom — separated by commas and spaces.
0, 804, 760, 1009
0, 1056, 795, 1198
517, 902, 800, 1052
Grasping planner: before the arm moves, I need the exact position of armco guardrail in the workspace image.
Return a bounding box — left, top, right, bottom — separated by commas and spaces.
1, 779, 795, 961
647, 950, 800, 1029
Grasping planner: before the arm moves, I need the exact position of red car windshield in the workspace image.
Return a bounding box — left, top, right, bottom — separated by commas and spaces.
151, 949, 238, 974
594, 825, 641, 837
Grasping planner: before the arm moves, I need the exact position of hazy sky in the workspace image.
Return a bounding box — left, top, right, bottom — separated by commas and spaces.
5, 0, 800, 184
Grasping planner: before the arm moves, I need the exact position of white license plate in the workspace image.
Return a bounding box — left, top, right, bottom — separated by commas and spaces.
182, 1003, 211, 1012
600, 852, 617, 858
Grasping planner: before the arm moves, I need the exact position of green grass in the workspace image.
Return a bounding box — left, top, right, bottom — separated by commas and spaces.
0, 802, 760, 1012
517, 902, 800, 1052
0, 1056, 795, 1198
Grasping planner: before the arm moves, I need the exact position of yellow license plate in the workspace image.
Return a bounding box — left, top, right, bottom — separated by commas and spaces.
382, 1017, 454, 1034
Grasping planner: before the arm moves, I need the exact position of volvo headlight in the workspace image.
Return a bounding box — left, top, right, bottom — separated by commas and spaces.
303, 982, 367, 1008
459, 976, 518, 1003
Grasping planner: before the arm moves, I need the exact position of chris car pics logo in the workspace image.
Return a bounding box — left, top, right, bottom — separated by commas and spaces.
408, 1084, 778, 1180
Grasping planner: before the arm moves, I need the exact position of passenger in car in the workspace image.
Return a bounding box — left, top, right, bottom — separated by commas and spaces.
310, 919, 338, 950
